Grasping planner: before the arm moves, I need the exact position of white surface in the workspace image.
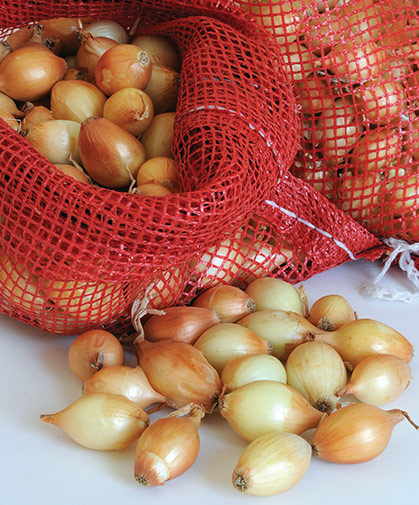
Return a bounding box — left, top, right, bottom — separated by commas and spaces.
0, 258, 418, 505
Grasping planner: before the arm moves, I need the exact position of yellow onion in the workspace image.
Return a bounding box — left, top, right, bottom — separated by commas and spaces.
135, 181, 172, 196
39, 17, 96, 55
76, 32, 118, 81
280, 41, 315, 81
140, 266, 185, 311
316, 96, 363, 164
384, 174, 419, 213
143, 306, 220, 344
244, 277, 307, 315
0, 248, 46, 315
68, 328, 125, 381
82, 20, 129, 44
103, 87, 154, 136
0, 91, 23, 117
40, 393, 149, 450
219, 380, 323, 441
336, 354, 412, 406
5, 25, 34, 51
143, 64, 180, 114
135, 339, 221, 411
308, 294, 355, 330
51, 80, 106, 122
311, 403, 419, 463
131, 34, 180, 70
25, 119, 81, 164
232, 432, 311, 496
355, 79, 407, 126
52, 163, 90, 184
295, 73, 334, 114
78, 116, 146, 188
192, 285, 256, 323
302, 12, 348, 57
83, 365, 166, 409
221, 354, 287, 392
134, 405, 204, 486
136, 156, 179, 192
63, 67, 88, 81
194, 323, 272, 374
95, 44, 152, 96
0, 108, 19, 131
21, 104, 54, 135
140, 111, 175, 159
42, 277, 125, 324
285, 342, 347, 413
0, 41, 11, 64
351, 127, 402, 173
313, 318, 414, 366
237, 310, 316, 360
0, 44, 67, 101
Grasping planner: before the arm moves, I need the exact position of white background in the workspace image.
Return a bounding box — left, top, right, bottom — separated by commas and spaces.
1, 258, 418, 505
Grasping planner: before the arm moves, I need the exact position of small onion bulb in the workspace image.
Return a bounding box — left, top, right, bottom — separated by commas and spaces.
308, 294, 355, 330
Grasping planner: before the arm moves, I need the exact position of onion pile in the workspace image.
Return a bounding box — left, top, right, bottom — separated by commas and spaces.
0, 17, 181, 192
242, 0, 419, 240
40, 275, 416, 496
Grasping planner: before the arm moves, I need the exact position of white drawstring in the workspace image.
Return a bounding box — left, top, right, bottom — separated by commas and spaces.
361, 238, 419, 303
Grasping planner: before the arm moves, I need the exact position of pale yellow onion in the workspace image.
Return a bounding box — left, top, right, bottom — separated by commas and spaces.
313, 318, 414, 366
143, 64, 180, 114
244, 277, 307, 315
308, 294, 355, 330
192, 285, 256, 323
103, 87, 154, 136
384, 174, 419, 213
0, 248, 46, 315
83, 365, 166, 409
302, 12, 348, 57
25, 120, 82, 164
0, 91, 23, 117
0, 108, 19, 131
143, 266, 185, 310
316, 96, 363, 164
285, 341, 347, 413
140, 111, 175, 159
221, 354, 287, 392
0, 44, 67, 101
237, 310, 317, 360
232, 432, 311, 496
143, 306, 220, 345
82, 20, 129, 44
131, 34, 180, 70
21, 104, 54, 135
316, 40, 387, 82
134, 406, 204, 486
135, 339, 221, 412
51, 80, 107, 123
76, 33, 119, 81
42, 278, 125, 324
68, 328, 125, 381
136, 156, 179, 192
351, 127, 402, 173
52, 163, 90, 184
40, 392, 149, 450
78, 116, 146, 188
189, 238, 246, 288
136, 181, 172, 196
336, 354, 412, 406
194, 323, 272, 374
219, 380, 323, 441
95, 44, 152, 96
311, 403, 418, 463
38, 16, 96, 55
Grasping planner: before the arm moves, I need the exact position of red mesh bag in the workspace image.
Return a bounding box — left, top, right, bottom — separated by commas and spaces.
0, 0, 303, 334
238, 0, 419, 250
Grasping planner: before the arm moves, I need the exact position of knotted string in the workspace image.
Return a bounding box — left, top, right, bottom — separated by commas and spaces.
361, 238, 419, 303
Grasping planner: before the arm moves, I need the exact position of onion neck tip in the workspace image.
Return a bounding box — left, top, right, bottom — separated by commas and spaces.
135, 474, 150, 486
233, 473, 248, 492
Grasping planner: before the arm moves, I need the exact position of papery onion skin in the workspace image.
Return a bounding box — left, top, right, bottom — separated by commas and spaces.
78, 116, 146, 188
52, 163, 90, 184
311, 403, 413, 463
40, 392, 149, 451
131, 34, 180, 71
134, 408, 202, 486
219, 380, 323, 441
232, 432, 312, 496
135, 339, 221, 412
140, 112, 175, 160
82, 20, 129, 44
308, 294, 355, 331
0, 44, 67, 101
136, 156, 179, 192
76, 33, 118, 81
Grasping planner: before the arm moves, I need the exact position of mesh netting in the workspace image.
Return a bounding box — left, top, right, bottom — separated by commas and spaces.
239, 0, 419, 245
0, 0, 385, 337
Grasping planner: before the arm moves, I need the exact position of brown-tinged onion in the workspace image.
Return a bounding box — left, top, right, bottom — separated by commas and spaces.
143, 64, 180, 114
52, 164, 90, 184
135, 156, 179, 192
131, 34, 180, 71
76, 32, 118, 81
140, 111, 175, 159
